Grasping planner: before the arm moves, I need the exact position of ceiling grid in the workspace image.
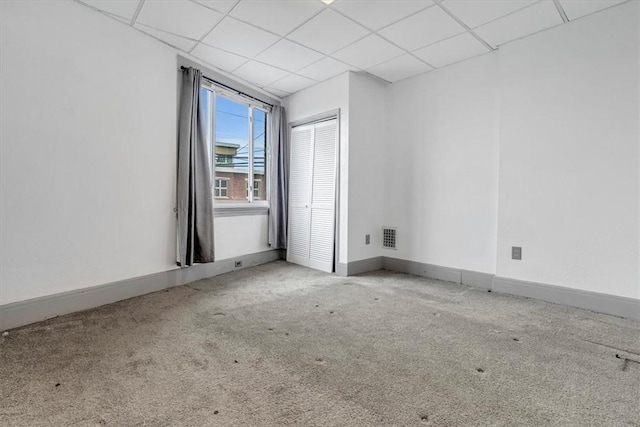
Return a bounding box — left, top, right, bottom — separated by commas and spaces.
77, 0, 631, 98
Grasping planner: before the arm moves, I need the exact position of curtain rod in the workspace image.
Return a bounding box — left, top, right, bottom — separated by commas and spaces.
180, 66, 274, 108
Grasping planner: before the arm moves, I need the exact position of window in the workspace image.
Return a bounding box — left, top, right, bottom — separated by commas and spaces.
216, 154, 232, 165
214, 178, 229, 198
246, 179, 261, 199
200, 84, 270, 206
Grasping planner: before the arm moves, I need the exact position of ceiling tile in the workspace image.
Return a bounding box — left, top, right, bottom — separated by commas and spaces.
378, 5, 466, 51
442, 0, 538, 28
268, 74, 317, 93
474, 1, 563, 47
201, 17, 280, 58
136, 0, 222, 40
287, 9, 370, 54
134, 23, 198, 51
332, 34, 404, 69
331, 0, 434, 30
367, 54, 433, 82
233, 61, 289, 87
193, 0, 238, 14
265, 87, 290, 98
255, 40, 324, 72
413, 32, 489, 68
230, 0, 325, 36
297, 57, 354, 81
82, 0, 140, 20
191, 44, 249, 73
559, 0, 628, 20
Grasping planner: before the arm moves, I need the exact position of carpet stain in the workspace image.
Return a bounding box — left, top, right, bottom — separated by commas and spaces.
203, 341, 218, 352
128, 356, 155, 376
190, 357, 209, 370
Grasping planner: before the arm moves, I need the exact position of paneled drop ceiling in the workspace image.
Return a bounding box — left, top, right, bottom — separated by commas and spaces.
79, 0, 629, 98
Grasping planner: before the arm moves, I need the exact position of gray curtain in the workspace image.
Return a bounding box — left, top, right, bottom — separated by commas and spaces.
176, 67, 214, 266
268, 105, 289, 249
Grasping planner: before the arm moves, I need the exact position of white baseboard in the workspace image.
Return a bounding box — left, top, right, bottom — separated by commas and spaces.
492, 276, 640, 321
0, 249, 283, 331
340, 256, 640, 321
4, 251, 637, 330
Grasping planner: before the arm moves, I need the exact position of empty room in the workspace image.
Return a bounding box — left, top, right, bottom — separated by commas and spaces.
1, 0, 639, 425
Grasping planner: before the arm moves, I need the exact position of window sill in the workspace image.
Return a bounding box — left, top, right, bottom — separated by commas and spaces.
214, 202, 269, 217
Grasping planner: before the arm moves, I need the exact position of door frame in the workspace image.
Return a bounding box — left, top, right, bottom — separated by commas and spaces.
288, 109, 341, 273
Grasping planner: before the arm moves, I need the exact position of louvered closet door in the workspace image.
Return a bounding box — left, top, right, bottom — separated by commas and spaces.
287, 124, 314, 267
287, 119, 337, 273
307, 120, 337, 272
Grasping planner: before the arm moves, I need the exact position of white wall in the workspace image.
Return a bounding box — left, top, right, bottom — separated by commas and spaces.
383, 1, 639, 299
383, 54, 500, 273
284, 73, 350, 263
214, 216, 270, 261
0, 0, 270, 305
496, 2, 639, 299
348, 73, 386, 262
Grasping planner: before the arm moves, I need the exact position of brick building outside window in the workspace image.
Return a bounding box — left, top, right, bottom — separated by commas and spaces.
213, 141, 266, 201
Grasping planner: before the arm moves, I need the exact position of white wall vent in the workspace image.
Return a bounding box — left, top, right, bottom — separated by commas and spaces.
382, 227, 397, 249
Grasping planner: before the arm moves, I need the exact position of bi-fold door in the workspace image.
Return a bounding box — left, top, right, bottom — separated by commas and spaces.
287, 119, 337, 273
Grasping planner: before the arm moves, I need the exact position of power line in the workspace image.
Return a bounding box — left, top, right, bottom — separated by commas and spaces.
215, 110, 249, 120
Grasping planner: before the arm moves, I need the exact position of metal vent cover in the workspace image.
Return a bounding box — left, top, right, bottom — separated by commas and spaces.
382, 227, 397, 249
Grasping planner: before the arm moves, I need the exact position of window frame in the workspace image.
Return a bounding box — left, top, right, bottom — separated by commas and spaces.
201, 81, 271, 217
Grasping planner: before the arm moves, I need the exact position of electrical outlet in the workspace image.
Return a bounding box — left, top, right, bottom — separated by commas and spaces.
365, 234, 370, 245
512, 247, 522, 260
235, 260, 243, 268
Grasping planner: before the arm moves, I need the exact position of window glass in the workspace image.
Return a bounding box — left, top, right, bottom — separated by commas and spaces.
214, 95, 249, 202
